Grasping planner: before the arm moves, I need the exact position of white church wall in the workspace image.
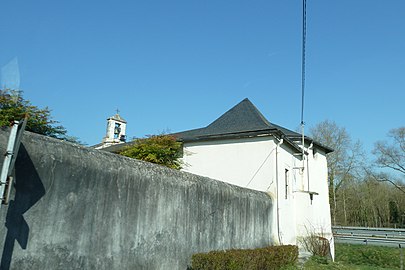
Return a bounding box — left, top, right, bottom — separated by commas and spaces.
274, 143, 299, 245
294, 146, 334, 258
181, 136, 303, 245
182, 136, 277, 192
181, 136, 333, 253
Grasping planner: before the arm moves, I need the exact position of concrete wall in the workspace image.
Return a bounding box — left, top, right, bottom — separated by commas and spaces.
0, 128, 274, 270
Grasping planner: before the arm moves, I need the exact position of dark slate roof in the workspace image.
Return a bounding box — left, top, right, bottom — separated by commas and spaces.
173, 98, 333, 154
174, 98, 278, 140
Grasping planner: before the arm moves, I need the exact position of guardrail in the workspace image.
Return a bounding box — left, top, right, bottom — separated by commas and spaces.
332, 226, 405, 247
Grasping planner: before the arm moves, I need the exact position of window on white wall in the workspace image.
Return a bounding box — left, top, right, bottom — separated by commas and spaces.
285, 168, 289, 199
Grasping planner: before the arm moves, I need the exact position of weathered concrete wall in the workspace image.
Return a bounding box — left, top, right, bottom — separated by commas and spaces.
0, 128, 273, 270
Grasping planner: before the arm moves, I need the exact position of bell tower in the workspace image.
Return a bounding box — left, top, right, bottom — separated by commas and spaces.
97, 110, 127, 149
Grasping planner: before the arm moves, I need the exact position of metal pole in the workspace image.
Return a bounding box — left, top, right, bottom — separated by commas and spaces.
0, 117, 27, 208
0, 121, 20, 205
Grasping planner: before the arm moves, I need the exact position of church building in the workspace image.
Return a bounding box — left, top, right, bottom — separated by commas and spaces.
97, 98, 334, 257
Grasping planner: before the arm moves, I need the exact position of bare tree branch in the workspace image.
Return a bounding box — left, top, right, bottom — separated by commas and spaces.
373, 127, 405, 177
369, 172, 405, 194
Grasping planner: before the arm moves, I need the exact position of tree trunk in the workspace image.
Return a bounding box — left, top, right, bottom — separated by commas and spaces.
343, 191, 347, 225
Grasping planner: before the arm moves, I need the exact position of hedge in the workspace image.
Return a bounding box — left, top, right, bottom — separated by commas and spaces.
190, 245, 298, 270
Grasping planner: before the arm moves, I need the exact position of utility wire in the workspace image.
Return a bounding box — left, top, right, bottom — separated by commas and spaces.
301, 0, 307, 126
301, 0, 309, 191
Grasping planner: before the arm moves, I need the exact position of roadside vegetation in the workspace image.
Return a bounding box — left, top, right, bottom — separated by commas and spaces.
190, 243, 402, 269
191, 245, 298, 270
299, 243, 402, 270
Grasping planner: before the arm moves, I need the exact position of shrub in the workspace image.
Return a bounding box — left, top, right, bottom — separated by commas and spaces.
191, 245, 298, 270
119, 134, 182, 170
300, 235, 330, 257
298, 225, 331, 258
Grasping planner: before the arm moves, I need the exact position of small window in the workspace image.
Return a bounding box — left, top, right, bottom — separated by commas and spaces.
285, 169, 289, 199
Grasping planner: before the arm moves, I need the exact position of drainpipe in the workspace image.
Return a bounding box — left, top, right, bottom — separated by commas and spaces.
275, 138, 284, 244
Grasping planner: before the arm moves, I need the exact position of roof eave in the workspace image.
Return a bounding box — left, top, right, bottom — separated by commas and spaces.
180, 128, 304, 156
287, 135, 334, 154
178, 128, 278, 142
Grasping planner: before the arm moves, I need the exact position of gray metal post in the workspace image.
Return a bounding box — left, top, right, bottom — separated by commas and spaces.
0, 121, 20, 204
0, 117, 27, 208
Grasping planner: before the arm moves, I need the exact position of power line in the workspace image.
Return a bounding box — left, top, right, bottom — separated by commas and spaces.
300, 0, 307, 182
301, 0, 307, 126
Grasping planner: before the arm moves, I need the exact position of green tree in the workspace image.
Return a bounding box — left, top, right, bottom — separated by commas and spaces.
0, 89, 67, 139
119, 134, 182, 170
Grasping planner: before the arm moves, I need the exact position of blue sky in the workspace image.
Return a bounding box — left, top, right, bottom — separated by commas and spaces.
1, 0, 404, 155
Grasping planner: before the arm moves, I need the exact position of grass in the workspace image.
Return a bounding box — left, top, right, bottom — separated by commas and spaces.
294, 243, 403, 269
191, 243, 402, 269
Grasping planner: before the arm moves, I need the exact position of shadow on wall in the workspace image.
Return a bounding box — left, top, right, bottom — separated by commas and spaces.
0, 143, 45, 270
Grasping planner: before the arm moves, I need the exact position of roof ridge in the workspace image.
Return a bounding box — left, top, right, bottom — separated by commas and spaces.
247, 99, 273, 128
206, 98, 273, 130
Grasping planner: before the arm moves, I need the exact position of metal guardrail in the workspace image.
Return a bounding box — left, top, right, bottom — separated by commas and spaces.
332, 226, 405, 248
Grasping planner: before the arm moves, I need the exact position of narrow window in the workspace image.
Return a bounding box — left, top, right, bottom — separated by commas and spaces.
285, 169, 289, 199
